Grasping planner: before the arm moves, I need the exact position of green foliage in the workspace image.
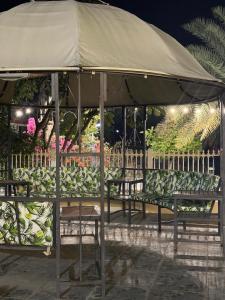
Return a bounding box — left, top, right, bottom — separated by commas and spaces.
183, 6, 225, 82
146, 126, 202, 152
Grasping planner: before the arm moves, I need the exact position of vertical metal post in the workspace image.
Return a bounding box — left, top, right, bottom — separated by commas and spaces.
220, 97, 225, 252
7, 106, 12, 180
78, 74, 82, 153
52, 73, 61, 299
99, 72, 106, 296
122, 107, 127, 177
143, 106, 147, 192
77, 73, 83, 281
134, 107, 137, 149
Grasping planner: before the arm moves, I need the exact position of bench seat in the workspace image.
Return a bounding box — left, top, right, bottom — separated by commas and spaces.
130, 169, 220, 230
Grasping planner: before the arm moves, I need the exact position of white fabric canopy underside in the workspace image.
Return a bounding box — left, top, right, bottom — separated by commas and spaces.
0, 0, 223, 106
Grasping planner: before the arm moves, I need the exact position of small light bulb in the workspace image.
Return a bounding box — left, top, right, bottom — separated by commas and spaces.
195, 108, 201, 114
169, 107, 176, 114
210, 108, 216, 114
15, 110, 23, 118
116, 130, 119, 133
183, 107, 189, 114
25, 108, 32, 114
144, 74, 148, 79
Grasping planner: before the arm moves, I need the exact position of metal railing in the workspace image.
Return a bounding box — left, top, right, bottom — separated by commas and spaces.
0, 149, 220, 174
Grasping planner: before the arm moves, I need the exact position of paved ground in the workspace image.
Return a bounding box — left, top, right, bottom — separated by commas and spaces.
0, 212, 224, 300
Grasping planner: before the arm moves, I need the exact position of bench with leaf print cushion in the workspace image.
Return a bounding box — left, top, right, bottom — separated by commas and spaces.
13, 166, 121, 196
132, 169, 220, 231
0, 166, 121, 247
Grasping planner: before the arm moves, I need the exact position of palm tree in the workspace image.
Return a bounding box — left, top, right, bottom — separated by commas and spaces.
153, 6, 225, 150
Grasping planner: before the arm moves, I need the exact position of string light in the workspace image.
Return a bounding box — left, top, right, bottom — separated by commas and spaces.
195, 108, 201, 114
210, 107, 216, 114
183, 107, 189, 114
25, 108, 32, 114
169, 107, 176, 114
15, 110, 23, 118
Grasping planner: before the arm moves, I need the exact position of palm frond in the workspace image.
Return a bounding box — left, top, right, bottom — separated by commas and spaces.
212, 6, 225, 27
200, 110, 220, 140
187, 45, 225, 80
183, 18, 225, 60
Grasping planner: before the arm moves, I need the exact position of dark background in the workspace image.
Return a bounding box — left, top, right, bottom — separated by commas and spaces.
1, 0, 224, 46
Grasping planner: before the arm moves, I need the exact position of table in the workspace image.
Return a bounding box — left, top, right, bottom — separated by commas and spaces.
60, 205, 101, 279
107, 177, 144, 225
0, 180, 30, 197
60, 205, 100, 242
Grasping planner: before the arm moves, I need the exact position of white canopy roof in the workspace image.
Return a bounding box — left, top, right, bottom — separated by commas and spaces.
0, 0, 224, 106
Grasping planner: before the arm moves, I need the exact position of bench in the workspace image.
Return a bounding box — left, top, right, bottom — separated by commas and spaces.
0, 166, 121, 247
132, 169, 221, 231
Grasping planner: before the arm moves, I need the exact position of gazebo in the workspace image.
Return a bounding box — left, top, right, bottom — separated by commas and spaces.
0, 1, 224, 299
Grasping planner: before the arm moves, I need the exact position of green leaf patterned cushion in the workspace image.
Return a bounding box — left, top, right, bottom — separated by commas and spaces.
0, 167, 122, 247
138, 170, 220, 213
13, 167, 122, 197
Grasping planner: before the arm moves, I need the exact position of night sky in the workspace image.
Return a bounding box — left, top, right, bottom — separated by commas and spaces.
1, 0, 225, 46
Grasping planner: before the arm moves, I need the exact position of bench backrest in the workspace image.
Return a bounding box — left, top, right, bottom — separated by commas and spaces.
145, 169, 220, 195
13, 166, 121, 196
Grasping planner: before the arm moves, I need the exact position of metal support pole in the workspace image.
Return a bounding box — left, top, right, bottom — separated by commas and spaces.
52, 73, 61, 299
77, 73, 83, 281
78, 74, 82, 154
122, 107, 127, 177
134, 107, 137, 149
143, 106, 147, 192
7, 106, 12, 180
99, 72, 106, 297
220, 97, 225, 253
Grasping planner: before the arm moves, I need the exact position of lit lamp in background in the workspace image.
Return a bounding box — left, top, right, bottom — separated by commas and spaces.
15, 109, 23, 118
25, 107, 32, 115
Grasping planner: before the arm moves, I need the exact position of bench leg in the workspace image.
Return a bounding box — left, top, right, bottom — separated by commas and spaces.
183, 221, 186, 231
128, 198, 131, 225
158, 206, 161, 233
107, 193, 111, 224
218, 200, 221, 236
174, 199, 178, 252
122, 201, 126, 217
142, 202, 146, 219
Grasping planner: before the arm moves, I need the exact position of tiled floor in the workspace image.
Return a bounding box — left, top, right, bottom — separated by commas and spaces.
0, 212, 224, 299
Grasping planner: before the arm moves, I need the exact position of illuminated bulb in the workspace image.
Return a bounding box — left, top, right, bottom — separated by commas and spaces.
169, 107, 176, 114
144, 74, 148, 79
91, 71, 96, 75
183, 107, 189, 114
116, 130, 119, 133
195, 108, 201, 114
210, 108, 216, 114
15, 110, 23, 118
25, 108, 32, 114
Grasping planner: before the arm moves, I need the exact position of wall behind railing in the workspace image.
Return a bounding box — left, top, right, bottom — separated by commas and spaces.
0, 149, 220, 175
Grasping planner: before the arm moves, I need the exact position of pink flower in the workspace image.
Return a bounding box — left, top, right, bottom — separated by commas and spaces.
27, 118, 36, 136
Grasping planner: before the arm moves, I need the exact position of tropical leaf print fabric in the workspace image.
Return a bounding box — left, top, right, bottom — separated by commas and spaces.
0, 167, 121, 246
134, 170, 220, 213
